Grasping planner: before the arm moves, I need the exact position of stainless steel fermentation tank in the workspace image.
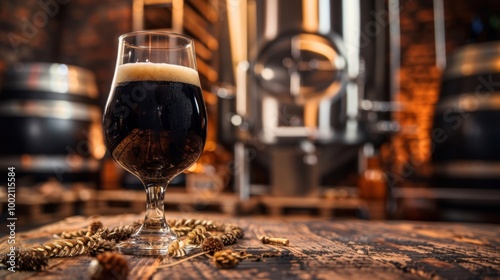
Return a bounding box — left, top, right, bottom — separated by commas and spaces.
217, 0, 389, 198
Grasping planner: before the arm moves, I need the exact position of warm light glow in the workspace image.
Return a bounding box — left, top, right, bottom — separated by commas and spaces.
205, 140, 217, 152
302, 0, 318, 32
187, 163, 198, 172
186, 162, 205, 174
172, 0, 184, 33
133, 0, 145, 31
227, 0, 247, 67
264, 0, 278, 40
20, 154, 32, 168
304, 101, 319, 129
495, 59, 500, 72
460, 63, 474, 76
261, 68, 275, 80
297, 35, 339, 62
90, 123, 106, 159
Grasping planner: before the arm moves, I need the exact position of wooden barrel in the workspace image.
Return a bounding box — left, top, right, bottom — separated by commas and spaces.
0, 63, 105, 185
431, 41, 500, 188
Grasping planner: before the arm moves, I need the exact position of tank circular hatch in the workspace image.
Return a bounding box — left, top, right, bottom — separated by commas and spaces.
253, 32, 348, 105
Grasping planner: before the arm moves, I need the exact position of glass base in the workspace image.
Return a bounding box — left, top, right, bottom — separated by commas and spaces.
117, 225, 177, 256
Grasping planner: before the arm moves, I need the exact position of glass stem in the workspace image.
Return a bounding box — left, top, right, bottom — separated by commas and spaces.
116, 181, 177, 255
143, 184, 169, 231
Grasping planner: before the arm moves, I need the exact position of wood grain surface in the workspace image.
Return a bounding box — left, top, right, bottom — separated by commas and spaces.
1, 213, 499, 280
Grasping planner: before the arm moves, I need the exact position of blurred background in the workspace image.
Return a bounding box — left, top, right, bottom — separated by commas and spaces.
1, 0, 499, 228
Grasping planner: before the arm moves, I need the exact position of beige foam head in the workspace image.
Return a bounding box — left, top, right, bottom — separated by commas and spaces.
116, 63, 201, 87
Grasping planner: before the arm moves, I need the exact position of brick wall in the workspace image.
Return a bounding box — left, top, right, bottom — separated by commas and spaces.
0, 0, 132, 106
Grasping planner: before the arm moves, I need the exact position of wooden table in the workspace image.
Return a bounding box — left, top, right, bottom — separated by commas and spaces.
1, 213, 499, 279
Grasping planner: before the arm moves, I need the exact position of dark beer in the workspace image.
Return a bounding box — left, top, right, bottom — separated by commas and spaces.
103, 63, 207, 180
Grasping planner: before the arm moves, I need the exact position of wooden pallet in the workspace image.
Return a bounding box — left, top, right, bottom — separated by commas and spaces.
92, 189, 368, 218
0, 187, 96, 225
92, 190, 259, 216
1, 188, 369, 223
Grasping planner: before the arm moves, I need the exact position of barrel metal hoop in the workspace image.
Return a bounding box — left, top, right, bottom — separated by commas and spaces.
435, 92, 500, 112
3, 80, 98, 99
443, 62, 500, 80
0, 155, 101, 172
443, 41, 500, 79
0, 100, 102, 121
432, 161, 500, 178
4, 63, 98, 98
